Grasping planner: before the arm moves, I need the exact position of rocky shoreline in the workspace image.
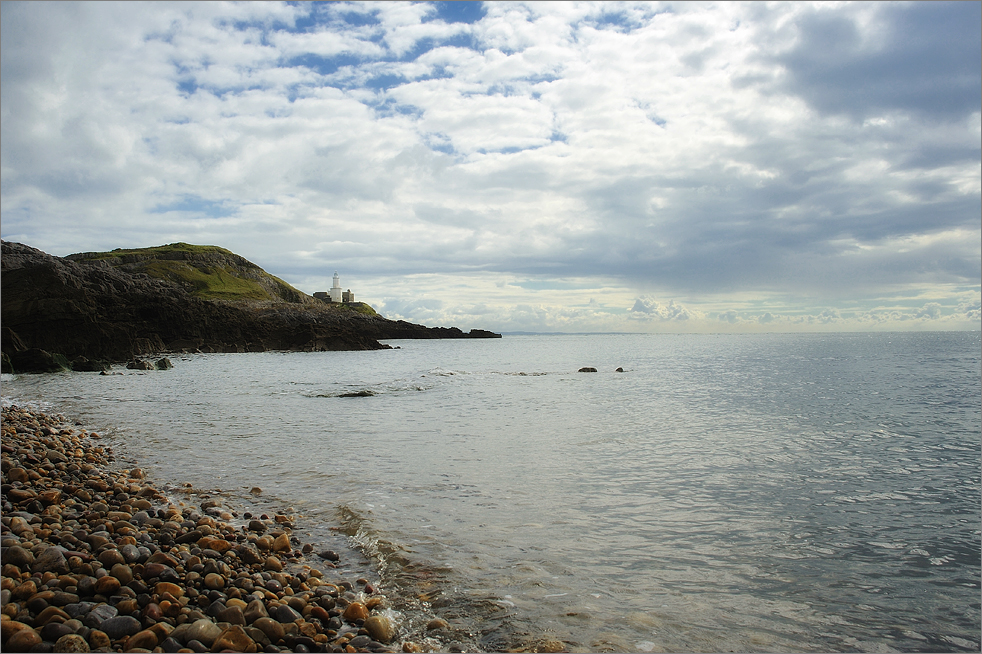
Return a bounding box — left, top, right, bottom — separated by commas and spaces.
0, 405, 445, 653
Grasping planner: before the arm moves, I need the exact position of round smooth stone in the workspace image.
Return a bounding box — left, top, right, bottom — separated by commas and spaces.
110, 563, 133, 585
184, 619, 222, 648
98, 549, 125, 569
154, 582, 184, 599
142, 602, 163, 622
99, 615, 142, 640
251, 617, 284, 644
94, 575, 121, 595
41, 622, 76, 642
53, 633, 91, 652
125, 628, 160, 651
309, 605, 331, 623
7, 628, 43, 651
13, 580, 38, 600
204, 573, 225, 590
119, 545, 142, 564
141, 563, 168, 579
364, 615, 396, 644
342, 602, 368, 623
87, 629, 112, 650
348, 635, 372, 648
5, 545, 35, 567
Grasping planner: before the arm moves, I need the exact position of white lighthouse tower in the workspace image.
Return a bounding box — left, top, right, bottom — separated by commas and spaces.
330, 271, 343, 303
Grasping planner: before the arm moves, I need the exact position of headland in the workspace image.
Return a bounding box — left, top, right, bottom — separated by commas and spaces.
0, 242, 500, 374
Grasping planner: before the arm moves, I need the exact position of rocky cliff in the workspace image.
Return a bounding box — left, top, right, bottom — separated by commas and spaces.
1, 241, 499, 373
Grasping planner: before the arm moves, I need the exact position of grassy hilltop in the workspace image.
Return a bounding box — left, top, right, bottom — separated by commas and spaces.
67, 242, 309, 303
66, 242, 376, 315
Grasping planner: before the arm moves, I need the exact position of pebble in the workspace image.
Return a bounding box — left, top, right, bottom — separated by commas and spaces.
365, 615, 396, 644
53, 633, 92, 652
0, 405, 517, 653
272, 603, 302, 623
343, 601, 369, 623
99, 615, 142, 640
203, 572, 225, 590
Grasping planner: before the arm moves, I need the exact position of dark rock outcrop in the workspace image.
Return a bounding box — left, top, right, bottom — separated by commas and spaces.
1, 241, 500, 371
8, 348, 70, 373
360, 320, 503, 341
70, 357, 111, 372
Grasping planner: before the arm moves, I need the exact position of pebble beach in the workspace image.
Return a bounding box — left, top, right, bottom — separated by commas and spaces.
0, 405, 447, 654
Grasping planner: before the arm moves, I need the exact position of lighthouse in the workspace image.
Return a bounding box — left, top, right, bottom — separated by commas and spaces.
330, 271, 343, 303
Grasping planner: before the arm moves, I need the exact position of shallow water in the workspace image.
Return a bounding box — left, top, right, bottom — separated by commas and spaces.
3, 332, 980, 652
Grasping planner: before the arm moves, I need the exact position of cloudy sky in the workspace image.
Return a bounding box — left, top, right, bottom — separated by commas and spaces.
2, 1, 979, 333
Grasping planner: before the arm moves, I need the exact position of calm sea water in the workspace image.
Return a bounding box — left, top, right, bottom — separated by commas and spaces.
3, 332, 980, 652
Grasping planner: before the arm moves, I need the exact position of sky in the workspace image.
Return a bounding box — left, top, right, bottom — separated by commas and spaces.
1, 1, 979, 333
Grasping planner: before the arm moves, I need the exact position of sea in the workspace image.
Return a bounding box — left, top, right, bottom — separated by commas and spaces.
2, 332, 980, 653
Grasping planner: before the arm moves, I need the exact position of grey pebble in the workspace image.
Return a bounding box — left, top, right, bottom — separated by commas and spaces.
82, 603, 118, 629
99, 615, 142, 640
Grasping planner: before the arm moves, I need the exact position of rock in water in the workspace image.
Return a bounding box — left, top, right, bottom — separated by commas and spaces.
364, 615, 396, 643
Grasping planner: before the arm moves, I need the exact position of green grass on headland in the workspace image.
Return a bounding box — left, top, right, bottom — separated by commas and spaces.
339, 302, 378, 316
141, 260, 273, 301
77, 242, 233, 260
70, 243, 305, 303
70, 242, 383, 311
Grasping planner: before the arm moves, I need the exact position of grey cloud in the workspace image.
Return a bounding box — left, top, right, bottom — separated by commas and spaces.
775, 2, 981, 122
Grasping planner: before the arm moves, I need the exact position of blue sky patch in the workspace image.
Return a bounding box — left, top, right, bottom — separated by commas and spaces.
430, 1, 485, 25
150, 196, 236, 218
